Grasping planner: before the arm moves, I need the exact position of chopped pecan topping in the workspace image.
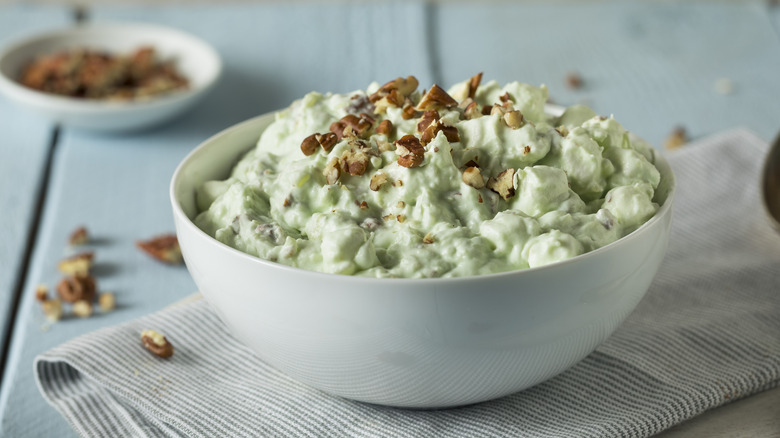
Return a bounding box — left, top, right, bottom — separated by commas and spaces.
69, 226, 88, 246
369, 172, 388, 191
323, 158, 342, 185
487, 169, 516, 200
478, 194, 483, 203
467, 73, 482, 100
317, 132, 338, 152
56, 275, 96, 303
481, 105, 492, 115
523, 145, 531, 155
300, 134, 320, 156
376, 138, 394, 152
330, 113, 374, 139
417, 110, 440, 132
462, 166, 485, 189
395, 135, 425, 168
401, 103, 419, 120
465, 159, 479, 168
555, 126, 569, 137
396, 201, 405, 208
340, 142, 371, 176
282, 196, 292, 207
370, 76, 419, 112
416, 84, 458, 111
347, 93, 375, 115
141, 329, 174, 358
375, 119, 393, 136
137, 235, 182, 264
499, 92, 513, 103
464, 100, 481, 120
423, 233, 434, 244
503, 110, 525, 129
359, 201, 369, 210
397, 214, 406, 223
58, 252, 93, 276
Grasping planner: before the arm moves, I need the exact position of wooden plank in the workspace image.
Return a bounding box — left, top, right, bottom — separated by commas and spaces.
0, 4, 68, 374
435, 0, 780, 148
0, 3, 433, 436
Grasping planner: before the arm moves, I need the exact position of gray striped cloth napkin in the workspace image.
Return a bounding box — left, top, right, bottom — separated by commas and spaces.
36, 128, 780, 438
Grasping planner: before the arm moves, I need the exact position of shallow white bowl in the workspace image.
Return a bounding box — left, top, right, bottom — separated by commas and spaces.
171, 112, 675, 408
0, 23, 221, 132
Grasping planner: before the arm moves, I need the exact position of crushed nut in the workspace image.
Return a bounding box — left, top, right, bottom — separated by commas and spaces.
397, 214, 406, 223
462, 166, 485, 189
323, 158, 342, 185
664, 126, 688, 150
464, 100, 482, 119
141, 329, 174, 358
395, 135, 425, 168
57, 251, 94, 276
423, 233, 434, 244
41, 298, 63, 322
99, 292, 116, 312
396, 201, 405, 208
467, 73, 482, 100
487, 168, 516, 200
35, 284, 49, 302
69, 226, 88, 246
370, 76, 419, 112
401, 103, 419, 120
73, 300, 93, 318
137, 234, 182, 265
523, 145, 531, 155
566, 72, 583, 89
282, 196, 292, 207
341, 145, 371, 176
369, 172, 388, 191
416, 84, 458, 111
503, 110, 525, 129
481, 104, 492, 115
317, 132, 339, 152
417, 110, 440, 132
555, 126, 569, 137
56, 275, 96, 303
359, 201, 369, 210
330, 113, 374, 139
375, 119, 393, 136
499, 92, 513, 103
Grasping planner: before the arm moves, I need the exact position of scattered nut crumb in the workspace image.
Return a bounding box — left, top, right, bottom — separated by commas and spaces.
141, 329, 174, 358
69, 226, 89, 246
57, 252, 94, 276
423, 233, 434, 244
323, 158, 342, 185
99, 292, 116, 312
487, 169, 516, 200
35, 284, 49, 302
137, 234, 182, 265
41, 298, 63, 322
397, 214, 406, 223
369, 172, 388, 191
565, 72, 583, 89
664, 126, 688, 150
73, 300, 93, 318
396, 201, 405, 208
56, 275, 96, 303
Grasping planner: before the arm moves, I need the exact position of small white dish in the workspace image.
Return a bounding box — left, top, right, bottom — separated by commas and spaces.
0, 23, 222, 133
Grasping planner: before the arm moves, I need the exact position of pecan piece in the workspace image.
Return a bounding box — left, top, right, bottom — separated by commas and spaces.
401, 103, 419, 120
421, 120, 460, 145
464, 100, 482, 120
487, 169, 516, 200
330, 114, 374, 139
664, 126, 687, 150
41, 298, 63, 322
467, 72, 482, 100
341, 147, 370, 176
56, 275, 96, 303
395, 135, 425, 168
137, 234, 183, 264
141, 329, 174, 358
69, 226, 88, 246
503, 110, 525, 129
375, 119, 393, 136
300, 134, 320, 156
99, 292, 116, 312
370, 76, 419, 112
323, 158, 342, 185
416, 84, 458, 111
462, 166, 485, 189
317, 132, 338, 152
369, 172, 388, 191
35, 284, 49, 302
417, 110, 440, 132
423, 233, 435, 244
58, 252, 94, 277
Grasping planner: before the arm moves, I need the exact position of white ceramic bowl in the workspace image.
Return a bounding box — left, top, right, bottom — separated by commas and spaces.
0, 23, 221, 132
171, 112, 675, 408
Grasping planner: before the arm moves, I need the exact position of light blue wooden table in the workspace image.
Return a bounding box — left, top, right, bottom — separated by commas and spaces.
0, 1, 778, 436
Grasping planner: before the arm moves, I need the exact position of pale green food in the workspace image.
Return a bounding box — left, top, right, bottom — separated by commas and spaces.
195, 78, 662, 278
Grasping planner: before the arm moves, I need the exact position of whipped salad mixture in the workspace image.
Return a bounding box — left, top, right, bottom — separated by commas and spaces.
195, 74, 662, 278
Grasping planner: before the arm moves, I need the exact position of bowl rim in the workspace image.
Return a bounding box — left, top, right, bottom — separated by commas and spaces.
0, 21, 223, 112
170, 109, 676, 284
